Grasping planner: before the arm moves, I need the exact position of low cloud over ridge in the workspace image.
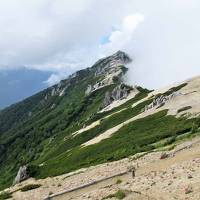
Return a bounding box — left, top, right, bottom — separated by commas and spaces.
0, 0, 200, 88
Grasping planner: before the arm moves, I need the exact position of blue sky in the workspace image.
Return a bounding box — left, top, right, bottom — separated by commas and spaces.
1, 0, 200, 107
100, 27, 118, 45
100, 35, 110, 45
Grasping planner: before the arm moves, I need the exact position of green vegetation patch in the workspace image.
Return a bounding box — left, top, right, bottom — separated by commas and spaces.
102, 189, 126, 199
116, 179, 122, 184
20, 184, 42, 192
177, 106, 192, 113
0, 192, 12, 200
163, 83, 187, 96
87, 87, 150, 124
37, 88, 151, 165
154, 83, 188, 99
0, 74, 115, 190
36, 110, 199, 178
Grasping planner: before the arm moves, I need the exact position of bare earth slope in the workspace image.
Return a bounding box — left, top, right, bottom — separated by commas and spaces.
5, 135, 200, 200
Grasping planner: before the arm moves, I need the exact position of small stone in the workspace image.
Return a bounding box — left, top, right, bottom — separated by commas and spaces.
185, 186, 193, 194
160, 152, 169, 159
150, 182, 156, 186
187, 174, 193, 179
168, 181, 173, 186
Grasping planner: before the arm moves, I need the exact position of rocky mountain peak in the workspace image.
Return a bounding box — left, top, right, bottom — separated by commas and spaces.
85, 51, 132, 95
92, 50, 131, 71
43, 51, 132, 105
111, 50, 132, 64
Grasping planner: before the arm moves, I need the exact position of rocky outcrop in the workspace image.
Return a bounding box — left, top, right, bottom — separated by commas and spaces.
85, 51, 131, 95
13, 165, 30, 185
50, 83, 70, 97
144, 92, 181, 112
85, 84, 93, 95
44, 82, 71, 102
102, 84, 133, 108
85, 78, 113, 95
160, 152, 169, 159
92, 51, 131, 71
93, 51, 130, 78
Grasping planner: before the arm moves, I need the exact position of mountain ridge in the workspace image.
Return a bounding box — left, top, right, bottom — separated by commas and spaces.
0, 51, 135, 189
0, 51, 200, 198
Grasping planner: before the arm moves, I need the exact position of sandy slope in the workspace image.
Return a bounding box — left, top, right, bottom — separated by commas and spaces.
53, 137, 200, 200
5, 136, 200, 200
132, 75, 200, 117
82, 76, 200, 146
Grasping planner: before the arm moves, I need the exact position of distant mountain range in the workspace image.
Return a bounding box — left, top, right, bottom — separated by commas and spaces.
0, 68, 51, 109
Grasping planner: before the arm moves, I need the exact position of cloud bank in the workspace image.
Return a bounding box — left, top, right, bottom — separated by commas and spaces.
0, 0, 200, 88
100, 14, 144, 55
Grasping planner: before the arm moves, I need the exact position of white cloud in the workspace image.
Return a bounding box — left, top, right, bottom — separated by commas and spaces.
100, 14, 144, 55
1, 0, 200, 88
44, 73, 67, 86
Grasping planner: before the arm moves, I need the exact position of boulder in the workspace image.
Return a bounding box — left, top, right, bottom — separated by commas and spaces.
160, 152, 169, 159
184, 186, 193, 194
13, 165, 30, 185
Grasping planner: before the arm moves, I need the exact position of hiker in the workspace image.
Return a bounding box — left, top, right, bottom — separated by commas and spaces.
132, 167, 136, 178
127, 166, 136, 178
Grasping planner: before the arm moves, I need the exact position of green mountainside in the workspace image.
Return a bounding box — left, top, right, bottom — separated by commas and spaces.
0, 51, 199, 190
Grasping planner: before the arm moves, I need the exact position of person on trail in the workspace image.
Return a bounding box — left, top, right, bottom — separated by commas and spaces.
127, 165, 136, 178
132, 166, 136, 178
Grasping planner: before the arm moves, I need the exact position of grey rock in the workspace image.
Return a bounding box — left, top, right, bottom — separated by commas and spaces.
13, 165, 30, 185
144, 92, 181, 112
160, 152, 169, 159
51, 104, 56, 109
44, 94, 48, 100
51, 88, 56, 96
85, 51, 132, 95
102, 84, 132, 108
28, 111, 32, 117
85, 85, 93, 95
103, 91, 114, 108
